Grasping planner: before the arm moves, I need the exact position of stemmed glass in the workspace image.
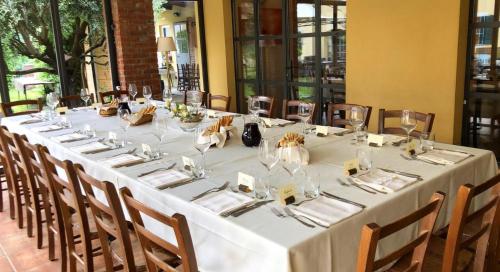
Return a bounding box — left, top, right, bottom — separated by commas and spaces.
46, 92, 59, 120
298, 102, 313, 134
187, 91, 202, 109
259, 138, 280, 174
193, 126, 211, 177
280, 142, 302, 177
401, 109, 417, 144
152, 114, 168, 158
118, 108, 131, 147
128, 84, 138, 103
143, 86, 152, 105
248, 97, 260, 117
349, 106, 365, 142
163, 89, 173, 111
80, 88, 91, 108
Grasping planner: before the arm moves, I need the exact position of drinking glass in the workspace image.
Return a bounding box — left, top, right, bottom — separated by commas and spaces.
350, 106, 365, 141
163, 89, 173, 111
248, 97, 260, 117
193, 126, 211, 177
280, 142, 302, 176
128, 84, 138, 102
80, 88, 91, 107
401, 109, 417, 145
187, 91, 202, 109
420, 132, 435, 152
298, 102, 313, 134
259, 138, 279, 173
254, 177, 269, 200
356, 148, 372, 171
118, 108, 131, 147
46, 92, 60, 120
152, 114, 169, 157
303, 172, 320, 199
143, 86, 152, 104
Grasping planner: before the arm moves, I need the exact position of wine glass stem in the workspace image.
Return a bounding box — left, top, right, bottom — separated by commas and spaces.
201, 152, 206, 171
407, 132, 410, 144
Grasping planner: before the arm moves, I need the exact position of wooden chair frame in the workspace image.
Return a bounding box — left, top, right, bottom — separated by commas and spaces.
120, 187, 198, 272
282, 100, 317, 123
99, 90, 129, 104
60, 94, 95, 108
1, 98, 43, 117
356, 192, 445, 272
207, 93, 231, 112
378, 109, 435, 137
252, 96, 274, 118
327, 103, 373, 128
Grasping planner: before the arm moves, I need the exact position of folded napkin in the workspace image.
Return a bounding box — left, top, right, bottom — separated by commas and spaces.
277, 132, 309, 165
192, 190, 254, 215
417, 149, 471, 165
354, 169, 419, 193
290, 196, 363, 227
32, 125, 63, 133
261, 118, 294, 127
71, 142, 111, 154
18, 117, 43, 125
328, 127, 349, 134
382, 134, 406, 144
52, 133, 89, 143
198, 116, 236, 148
138, 170, 192, 189
102, 154, 144, 168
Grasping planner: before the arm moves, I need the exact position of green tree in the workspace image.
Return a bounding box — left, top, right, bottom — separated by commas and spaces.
0, 0, 107, 94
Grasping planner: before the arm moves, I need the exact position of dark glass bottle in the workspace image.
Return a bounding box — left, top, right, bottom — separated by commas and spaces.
242, 122, 261, 147
118, 101, 131, 114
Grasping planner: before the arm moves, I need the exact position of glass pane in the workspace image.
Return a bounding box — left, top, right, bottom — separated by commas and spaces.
289, 37, 316, 83
476, 0, 497, 22
260, 0, 283, 36
321, 34, 346, 82
237, 41, 257, 80
289, 1, 315, 34
321, 0, 346, 33
260, 40, 284, 81
470, 27, 498, 93
235, 0, 255, 37
239, 82, 256, 114
261, 84, 284, 116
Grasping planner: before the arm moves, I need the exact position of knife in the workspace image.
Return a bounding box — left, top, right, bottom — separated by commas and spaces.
321, 191, 366, 209
377, 168, 423, 180
224, 200, 274, 217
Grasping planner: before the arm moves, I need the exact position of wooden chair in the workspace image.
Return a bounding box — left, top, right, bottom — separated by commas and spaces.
282, 100, 316, 123
38, 148, 103, 272
424, 175, 500, 272
327, 103, 373, 128
75, 164, 173, 271
60, 94, 94, 108
0, 166, 6, 212
1, 99, 43, 117
207, 93, 231, 112
99, 90, 128, 104
356, 192, 445, 272
252, 96, 274, 118
120, 187, 198, 272
378, 109, 435, 137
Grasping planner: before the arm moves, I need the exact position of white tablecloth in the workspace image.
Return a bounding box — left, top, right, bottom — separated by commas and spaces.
3, 108, 497, 272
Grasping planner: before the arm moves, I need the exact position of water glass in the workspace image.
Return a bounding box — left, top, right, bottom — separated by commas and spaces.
254, 177, 269, 200
303, 173, 320, 199
143, 86, 152, 104
356, 148, 372, 171
80, 88, 91, 107
59, 116, 72, 128
129, 84, 138, 101
83, 124, 96, 137
420, 132, 435, 152
401, 109, 417, 144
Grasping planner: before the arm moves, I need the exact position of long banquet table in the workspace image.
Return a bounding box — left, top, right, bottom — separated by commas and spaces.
2, 105, 497, 272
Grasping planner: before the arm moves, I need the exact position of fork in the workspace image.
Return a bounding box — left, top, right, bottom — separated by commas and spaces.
137, 163, 177, 177
400, 154, 444, 165
282, 207, 316, 228
191, 181, 230, 201
104, 148, 137, 159
271, 207, 285, 218
338, 178, 376, 194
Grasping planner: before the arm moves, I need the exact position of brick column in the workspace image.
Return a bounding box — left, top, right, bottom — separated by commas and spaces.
110, 0, 161, 96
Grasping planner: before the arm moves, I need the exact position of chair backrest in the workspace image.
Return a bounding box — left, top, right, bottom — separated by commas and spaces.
207, 93, 231, 112
38, 147, 96, 268
99, 90, 129, 104
0, 127, 22, 193
60, 94, 95, 108
252, 96, 274, 118
378, 109, 435, 137
282, 100, 316, 122
327, 103, 373, 128
356, 192, 445, 272
120, 187, 198, 272
74, 164, 136, 272
442, 175, 500, 272
12, 134, 41, 209
1, 99, 43, 117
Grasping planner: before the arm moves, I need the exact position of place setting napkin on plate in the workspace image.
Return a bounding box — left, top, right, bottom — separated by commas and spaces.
353, 169, 419, 193
52, 133, 90, 143
101, 154, 145, 168
71, 142, 112, 154
32, 124, 63, 133
290, 195, 363, 227
261, 117, 295, 127
192, 190, 254, 215
18, 116, 44, 125
416, 149, 472, 165
138, 170, 192, 189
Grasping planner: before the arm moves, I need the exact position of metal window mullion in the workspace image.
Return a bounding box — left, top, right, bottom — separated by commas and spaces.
315, 0, 323, 123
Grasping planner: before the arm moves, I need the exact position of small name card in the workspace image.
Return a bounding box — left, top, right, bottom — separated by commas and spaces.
92, 102, 102, 109
141, 143, 152, 154
237, 172, 255, 191
278, 183, 297, 206
207, 110, 217, 118
136, 98, 146, 104
344, 159, 360, 176
56, 107, 68, 114
406, 139, 417, 156
182, 156, 195, 171
367, 134, 384, 147
108, 132, 117, 141
316, 125, 329, 136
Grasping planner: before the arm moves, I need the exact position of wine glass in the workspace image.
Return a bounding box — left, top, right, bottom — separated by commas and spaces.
349, 106, 365, 142
259, 138, 279, 174
128, 84, 138, 102
46, 92, 59, 111
152, 114, 168, 158
80, 88, 91, 108
280, 142, 302, 177
143, 86, 152, 105
298, 102, 313, 134
118, 108, 131, 147
187, 91, 202, 109
193, 126, 211, 177
248, 97, 260, 117
163, 89, 173, 111
401, 109, 417, 144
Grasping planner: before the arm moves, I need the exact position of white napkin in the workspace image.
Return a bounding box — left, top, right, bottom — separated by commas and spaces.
382, 134, 406, 144
261, 118, 294, 127
102, 154, 144, 168
290, 196, 363, 227
32, 125, 63, 132
278, 146, 310, 165
197, 126, 237, 148
18, 117, 43, 125
354, 169, 419, 193
71, 142, 111, 154
52, 133, 89, 143
193, 190, 254, 215
417, 149, 471, 165
138, 170, 192, 189
328, 127, 349, 134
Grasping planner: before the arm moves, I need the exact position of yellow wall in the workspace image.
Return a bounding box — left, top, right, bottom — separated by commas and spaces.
347, 0, 469, 144
203, 0, 237, 112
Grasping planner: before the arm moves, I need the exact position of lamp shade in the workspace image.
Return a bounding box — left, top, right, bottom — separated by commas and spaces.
157, 37, 177, 52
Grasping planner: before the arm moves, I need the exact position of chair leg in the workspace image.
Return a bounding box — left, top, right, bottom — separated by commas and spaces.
0, 183, 4, 212
15, 194, 23, 228
8, 192, 14, 220
35, 208, 43, 249
69, 255, 77, 272
26, 207, 33, 237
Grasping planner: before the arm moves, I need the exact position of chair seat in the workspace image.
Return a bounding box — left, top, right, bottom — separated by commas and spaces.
423, 235, 474, 272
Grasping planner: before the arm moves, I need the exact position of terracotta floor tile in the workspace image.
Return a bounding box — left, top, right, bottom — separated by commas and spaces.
0, 256, 14, 272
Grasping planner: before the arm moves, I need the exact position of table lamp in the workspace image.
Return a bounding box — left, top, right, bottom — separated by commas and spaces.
157, 37, 177, 92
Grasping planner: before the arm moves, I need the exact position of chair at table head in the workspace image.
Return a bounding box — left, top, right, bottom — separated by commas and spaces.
1, 98, 44, 117
378, 109, 435, 137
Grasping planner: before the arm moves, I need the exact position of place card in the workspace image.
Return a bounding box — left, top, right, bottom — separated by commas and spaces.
56, 107, 68, 115
136, 98, 146, 104
316, 125, 329, 136
343, 159, 360, 176
92, 102, 102, 109
406, 139, 417, 156
182, 156, 195, 171
278, 183, 297, 206
237, 172, 255, 191
108, 131, 117, 141
141, 143, 152, 154
367, 134, 384, 147
207, 110, 217, 118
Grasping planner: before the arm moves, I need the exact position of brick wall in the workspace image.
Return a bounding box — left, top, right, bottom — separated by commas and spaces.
110, 0, 161, 96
